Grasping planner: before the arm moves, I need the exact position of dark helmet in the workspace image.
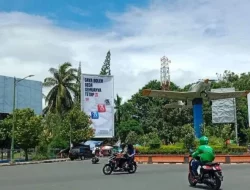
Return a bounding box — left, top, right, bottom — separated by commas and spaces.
121, 143, 126, 149
127, 144, 133, 149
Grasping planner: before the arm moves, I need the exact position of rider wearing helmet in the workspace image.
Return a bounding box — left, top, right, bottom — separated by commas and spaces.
191, 136, 215, 178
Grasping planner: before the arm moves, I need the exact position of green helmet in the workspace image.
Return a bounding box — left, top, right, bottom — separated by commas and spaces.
199, 136, 209, 145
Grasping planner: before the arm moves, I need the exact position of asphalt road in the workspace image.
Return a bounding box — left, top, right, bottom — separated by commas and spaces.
0, 159, 250, 190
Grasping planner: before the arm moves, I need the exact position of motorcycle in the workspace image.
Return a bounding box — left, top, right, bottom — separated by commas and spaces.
188, 152, 223, 190
92, 156, 99, 164
102, 153, 137, 175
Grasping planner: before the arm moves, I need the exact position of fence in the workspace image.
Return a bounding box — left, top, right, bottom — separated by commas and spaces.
0, 148, 62, 163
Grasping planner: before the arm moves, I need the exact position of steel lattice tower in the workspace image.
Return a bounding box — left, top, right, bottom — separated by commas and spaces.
160, 56, 171, 90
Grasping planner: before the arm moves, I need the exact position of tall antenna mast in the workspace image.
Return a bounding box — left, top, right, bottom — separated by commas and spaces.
160, 56, 171, 90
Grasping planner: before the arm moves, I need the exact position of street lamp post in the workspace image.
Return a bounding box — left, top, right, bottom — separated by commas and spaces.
70, 123, 72, 149
10, 75, 34, 163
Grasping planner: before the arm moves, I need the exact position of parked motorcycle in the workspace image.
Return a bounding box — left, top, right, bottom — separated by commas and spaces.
188, 156, 223, 190
102, 153, 137, 175
92, 156, 99, 164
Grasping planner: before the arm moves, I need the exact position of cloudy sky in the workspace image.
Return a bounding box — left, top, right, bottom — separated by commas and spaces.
0, 0, 250, 105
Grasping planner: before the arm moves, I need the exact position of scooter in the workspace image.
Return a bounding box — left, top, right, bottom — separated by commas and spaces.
188, 150, 223, 190
92, 156, 99, 164
102, 153, 137, 175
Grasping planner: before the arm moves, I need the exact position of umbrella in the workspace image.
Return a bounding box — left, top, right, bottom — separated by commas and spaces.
102, 145, 113, 150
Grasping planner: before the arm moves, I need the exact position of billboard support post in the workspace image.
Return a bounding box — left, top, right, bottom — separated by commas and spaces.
233, 98, 238, 145
10, 75, 34, 163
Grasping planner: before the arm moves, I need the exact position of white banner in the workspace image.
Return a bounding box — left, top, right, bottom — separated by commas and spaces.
212, 88, 236, 123
248, 93, 250, 127
81, 74, 114, 138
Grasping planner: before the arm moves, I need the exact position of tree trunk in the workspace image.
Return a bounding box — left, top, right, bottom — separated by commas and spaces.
1, 149, 3, 160
7, 150, 10, 160
24, 149, 29, 161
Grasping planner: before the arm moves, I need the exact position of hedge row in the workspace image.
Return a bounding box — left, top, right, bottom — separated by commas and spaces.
136, 145, 248, 155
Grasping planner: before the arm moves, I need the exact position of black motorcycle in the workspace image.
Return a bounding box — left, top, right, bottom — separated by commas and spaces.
188, 155, 223, 190
102, 153, 137, 175
92, 156, 99, 164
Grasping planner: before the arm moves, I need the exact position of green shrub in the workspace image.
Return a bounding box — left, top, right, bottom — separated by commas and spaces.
148, 132, 162, 149
137, 144, 248, 155
138, 145, 186, 154
209, 137, 224, 146
32, 154, 49, 161
149, 138, 161, 149
212, 145, 227, 154
227, 145, 247, 154
48, 135, 68, 149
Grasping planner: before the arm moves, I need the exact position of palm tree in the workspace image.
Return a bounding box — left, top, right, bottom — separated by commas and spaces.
73, 62, 82, 103
43, 62, 77, 114
114, 94, 122, 125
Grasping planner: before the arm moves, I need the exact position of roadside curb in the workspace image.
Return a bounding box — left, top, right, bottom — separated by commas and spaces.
0, 158, 69, 167
135, 154, 250, 164
137, 162, 250, 165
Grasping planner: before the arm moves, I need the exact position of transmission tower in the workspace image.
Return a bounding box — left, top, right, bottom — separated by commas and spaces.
160, 56, 171, 90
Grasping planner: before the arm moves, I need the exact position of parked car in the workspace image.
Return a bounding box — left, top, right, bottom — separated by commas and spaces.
68, 145, 92, 161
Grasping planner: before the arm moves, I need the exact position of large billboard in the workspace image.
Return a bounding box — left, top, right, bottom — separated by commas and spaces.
211, 88, 236, 124
81, 74, 114, 138
248, 93, 250, 127
0, 75, 42, 115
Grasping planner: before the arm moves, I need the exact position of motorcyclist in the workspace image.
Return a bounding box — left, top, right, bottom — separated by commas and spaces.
191, 136, 215, 178
94, 147, 100, 156
125, 144, 135, 167
120, 143, 127, 153
116, 144, 127, 169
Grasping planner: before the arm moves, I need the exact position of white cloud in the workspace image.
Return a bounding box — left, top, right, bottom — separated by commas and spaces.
1, 0, 250, 107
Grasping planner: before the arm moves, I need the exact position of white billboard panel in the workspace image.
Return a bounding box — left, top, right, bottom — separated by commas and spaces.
81, 74, 114, 138
212, 88, 236, 124
0, 75, 42, 115
248, 93, 250, 127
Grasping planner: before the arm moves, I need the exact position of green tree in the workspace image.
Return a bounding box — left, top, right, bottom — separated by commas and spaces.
48, 135, 68, 150
36, 112, 63, 156
61, 103, 94, 143
118, 119, 143, 143
100, 50, 111, 75
0, 120, 11, 148
125, 131, 138, 145
0, 120, 11, 159
113, 70, 250, 145
43, 62, 78, 114
148, 131, 162, 149
241, 128, 250, 144
74, 62, 82, 103
114, 94, 122, 125
3, 109, 43, 161
221, 124, 233, 146
181, 124, 195, 149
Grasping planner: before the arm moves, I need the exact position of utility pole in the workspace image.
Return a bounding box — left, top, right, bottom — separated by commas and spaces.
70, 123, 72, 149
233, 98, 238, 145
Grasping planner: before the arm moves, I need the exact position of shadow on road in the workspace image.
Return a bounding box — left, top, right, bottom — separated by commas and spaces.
110, 172, 140, 176
190, 185, 222, 190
